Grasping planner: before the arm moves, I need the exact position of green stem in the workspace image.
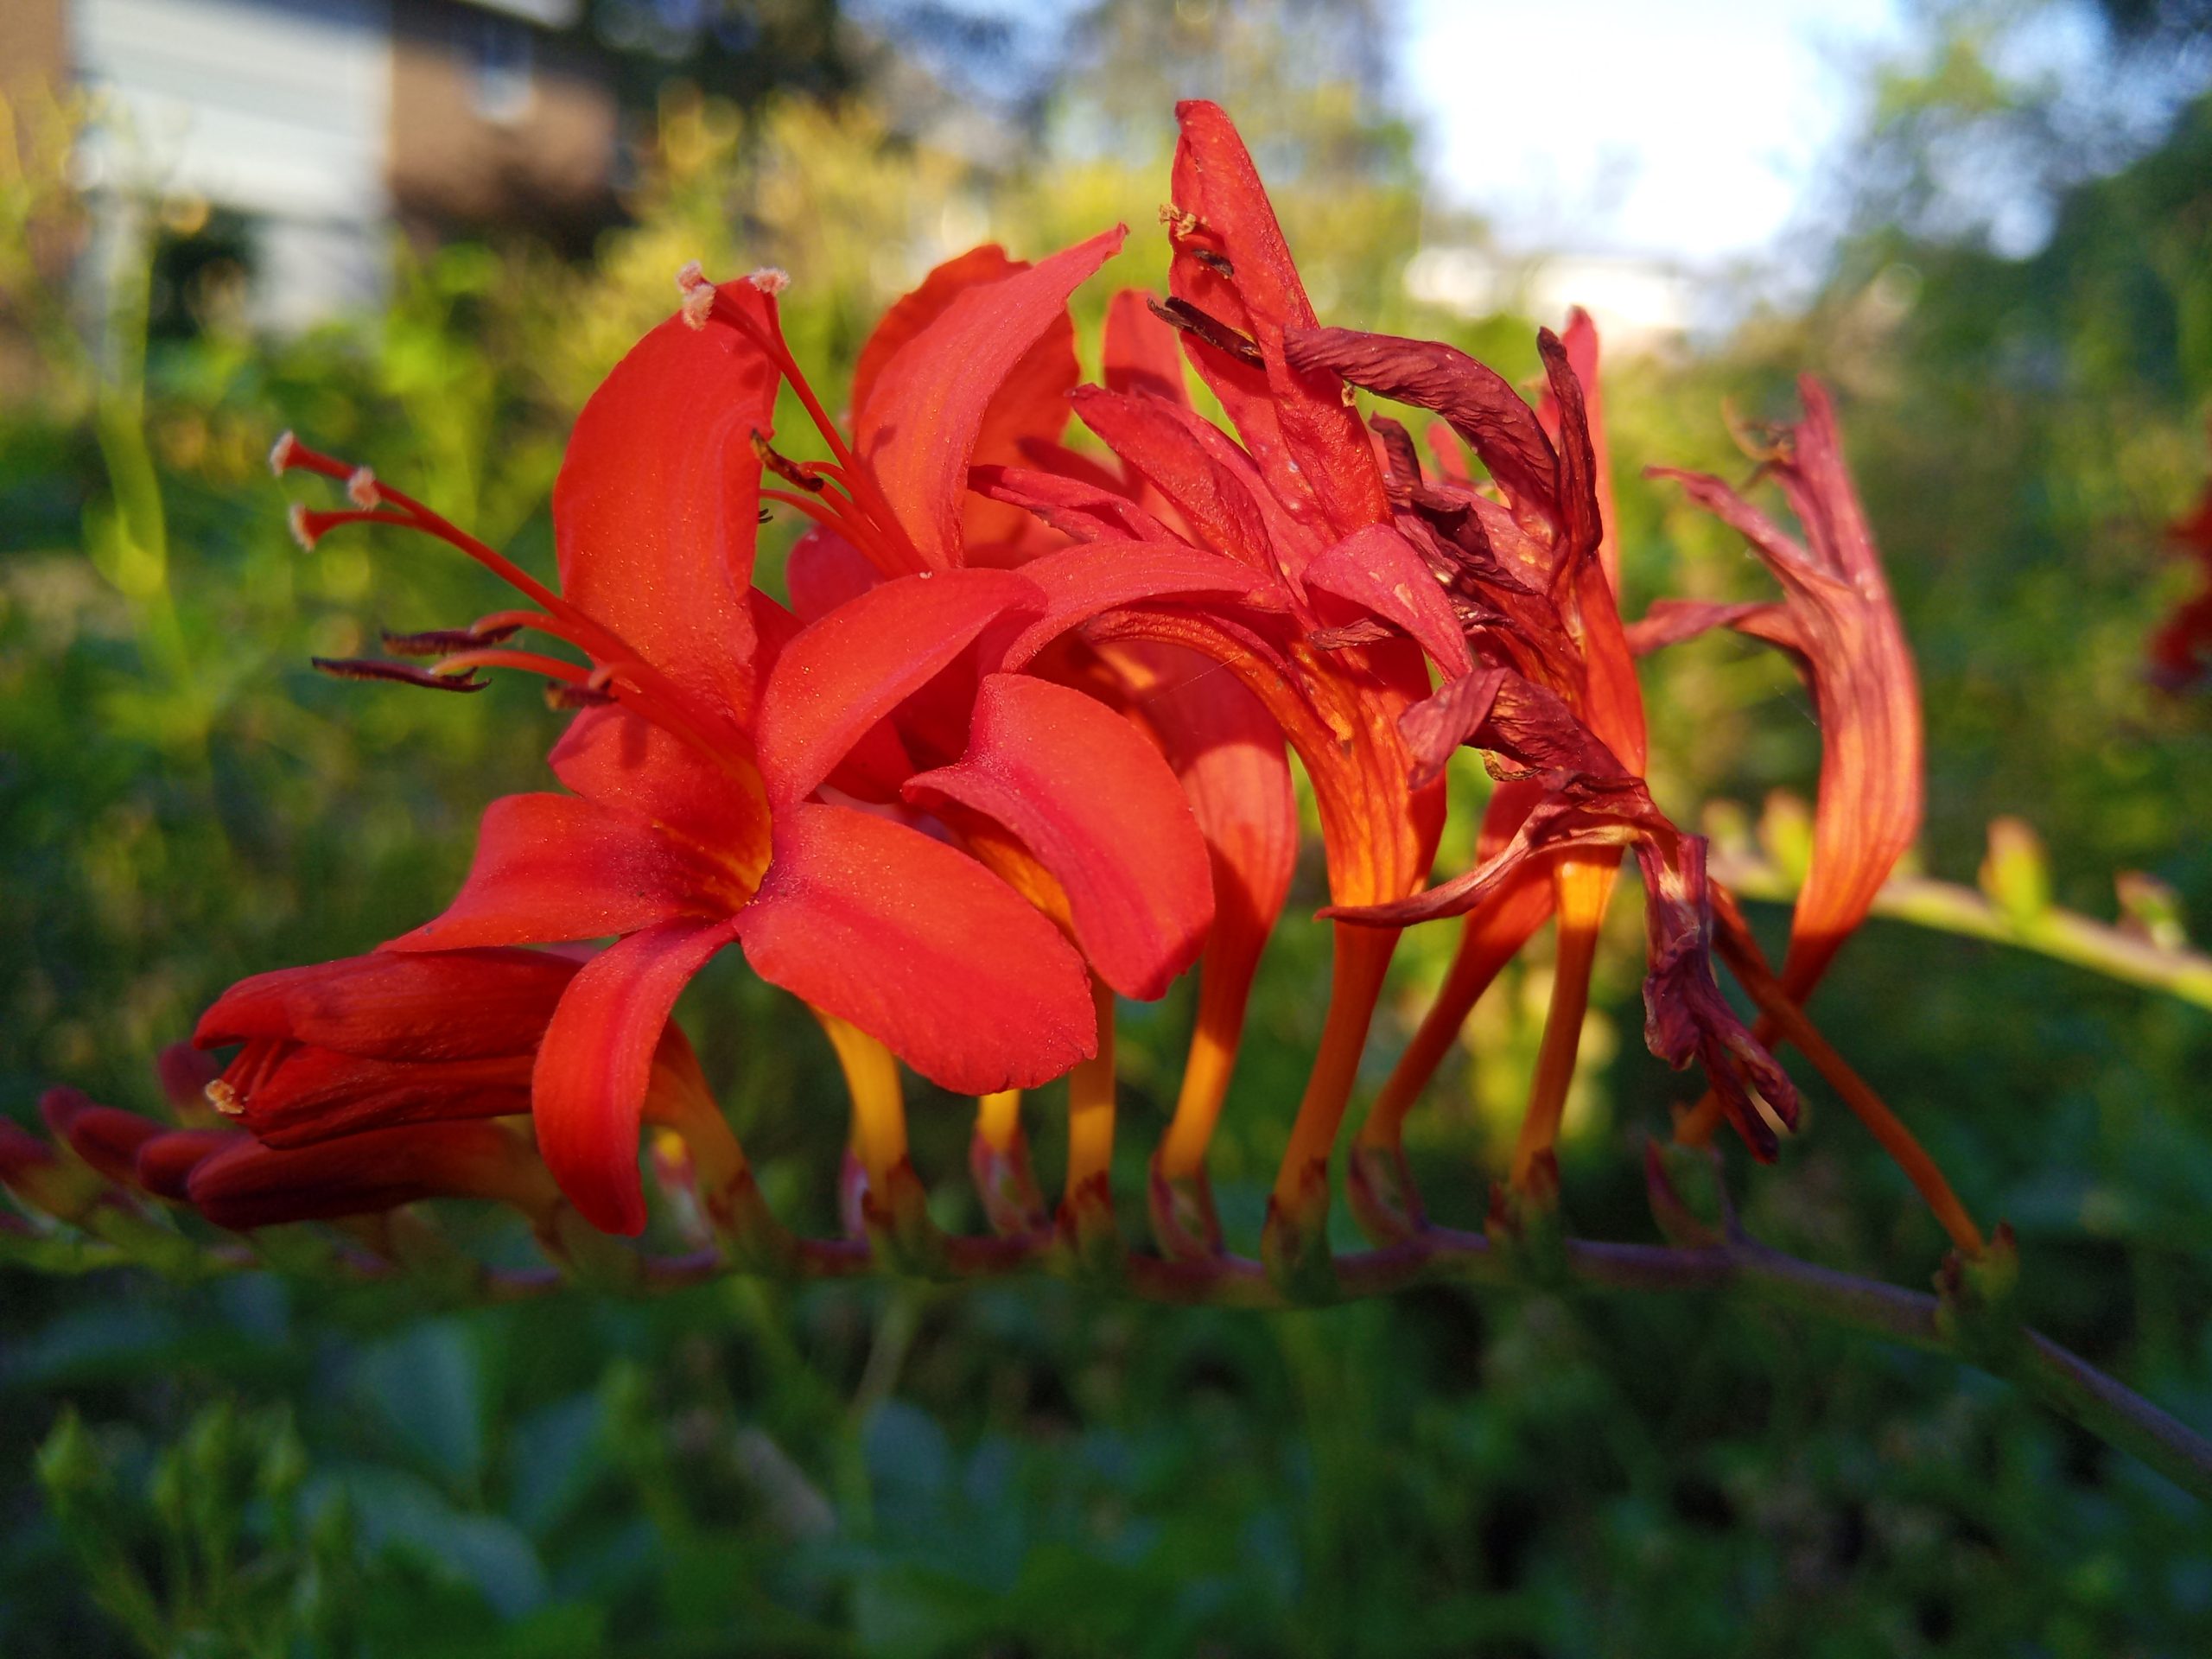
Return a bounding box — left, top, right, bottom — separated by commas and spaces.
1718, 857, 2212, 1012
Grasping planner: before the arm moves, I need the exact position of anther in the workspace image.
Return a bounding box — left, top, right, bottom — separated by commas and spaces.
311, 657, 489, 693
1147, 296, 1262, 368
752, 429, 826, 493
677, 260, 715, 330
747, 266, 791, 296
287, 502, 317, 552
346, 467, 381, 509
379, 621, 524, 657
545, 682, 618, 710
269, 429, 298, 476
205, 1078, 244, 1116
1158, 203, 1203, 238
1191, 247, 1234, 278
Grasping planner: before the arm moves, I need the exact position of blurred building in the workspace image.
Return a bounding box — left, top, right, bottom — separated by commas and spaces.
1, 0, 623, 328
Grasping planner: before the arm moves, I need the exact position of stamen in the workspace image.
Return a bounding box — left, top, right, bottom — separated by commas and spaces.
1159, 203, 1203, 238
747, 266, 791, 296
753, 430, 828, 493
311, 657, 488, 693
346, 467, 382, 509
268, 433, 753, 772
289, 505, 410, 551
545, 683, 618, 709
676, 260, 715, 330
205, 1078, 243, 1116
1191, 248, 1235, 278
1147, 296, 1263, 368
267, 430, 354, 483
380, 621, 525, 657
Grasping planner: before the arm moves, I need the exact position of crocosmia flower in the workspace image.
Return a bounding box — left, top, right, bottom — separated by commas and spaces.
272, 244, 1226, 1235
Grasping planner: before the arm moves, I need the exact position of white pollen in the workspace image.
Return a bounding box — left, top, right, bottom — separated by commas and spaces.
747, 266, 791, 296
268, 429, 297, 476
287, 503, 316, 552
346, 467, 381, 509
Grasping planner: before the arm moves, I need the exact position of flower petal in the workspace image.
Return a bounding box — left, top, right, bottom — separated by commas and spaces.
1105, 637, 1296, 1002
550, 706, 771, 874
1103, 287, 1192, 406
785, 525, 882, 623
195, 948, 580, 1060
1166, 101, 1389, 538
228, 1049, 536, 1147
1304, 523, 1474, 676
554, 283, 779, 724
984, 538, 1274, 673
968, 463, 1179, 546
531, 916, 740, 1235
858, 228, 1127, 569
906, 674, 1215, 1000
1070, 386, 1276, 571
734, 802, 1095, 1090
754, 567, 1042, 807
187, 1122, 555, 1230
1284, 326, 1560, 527
388, 795, 741, 952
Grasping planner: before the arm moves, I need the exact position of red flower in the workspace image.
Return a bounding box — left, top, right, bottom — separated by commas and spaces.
277, 235, 1239, 1235
1639, 377, 1923, 1002
2150, 425, 2212, 692
965, 102, 1465, 1256
1274, 296, 1799, 1169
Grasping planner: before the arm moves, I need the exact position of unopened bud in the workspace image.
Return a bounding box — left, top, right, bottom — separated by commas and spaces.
1980, 817, 2050, 927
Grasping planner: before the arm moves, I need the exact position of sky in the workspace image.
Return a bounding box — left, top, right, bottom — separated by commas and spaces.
1397, 0, 1910, 266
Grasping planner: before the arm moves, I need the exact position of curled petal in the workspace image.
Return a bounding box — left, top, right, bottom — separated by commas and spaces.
1651, 381, 1922, 996
1285, 327, 1559, 527
532, 916, 741, 1236
906, 674, 1216, 1001
1398, 668, 1508, 789
1626, 599, 1797, 658
1637, 837, 1799, 1159
735, 802, 1096, 1092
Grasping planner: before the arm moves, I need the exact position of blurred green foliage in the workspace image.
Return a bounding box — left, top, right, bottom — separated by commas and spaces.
5, 2, 2212, 1650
